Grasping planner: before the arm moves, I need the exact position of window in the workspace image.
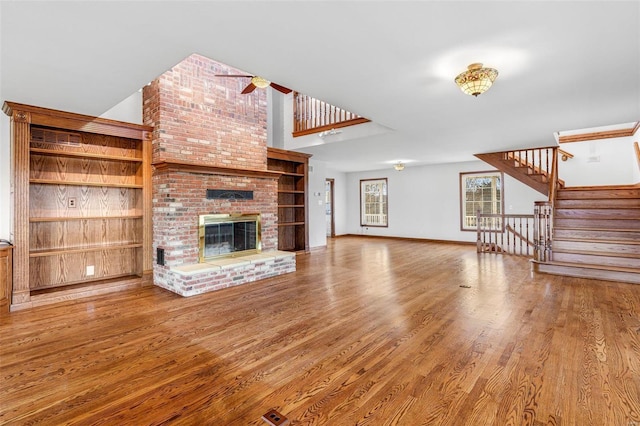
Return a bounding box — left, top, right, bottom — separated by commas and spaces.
360, 178, 388, 227
460, 171, 503, 231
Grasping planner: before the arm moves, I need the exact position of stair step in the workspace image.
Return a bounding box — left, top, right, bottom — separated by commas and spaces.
551, 251, 640, 269
554, 218, 640, 229
555, 198, 640, 208
554, 227, 640, 242
532, 260, 640, 284
553, 239, 640, 256
554, 208, 640, 219
557, 186, 640, 199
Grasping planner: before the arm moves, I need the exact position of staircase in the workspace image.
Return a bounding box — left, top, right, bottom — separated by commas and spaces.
475, 147, 562, 196
476, 146, 640, 285
532, 185, 640, 284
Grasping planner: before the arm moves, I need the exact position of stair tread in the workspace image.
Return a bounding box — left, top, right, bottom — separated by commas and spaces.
554, 226, 640, 232
535, 260, 640, 274
555, 215, 640, 219
551, 248, 640, 259
553, 237, 640, 245
555, 205, 640, 209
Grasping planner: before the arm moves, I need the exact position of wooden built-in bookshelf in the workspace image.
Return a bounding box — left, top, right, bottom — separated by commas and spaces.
267, 147, 311, 253
3, 101, 153, 310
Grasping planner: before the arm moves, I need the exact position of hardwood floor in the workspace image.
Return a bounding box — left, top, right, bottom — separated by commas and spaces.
1, 236, 639, 425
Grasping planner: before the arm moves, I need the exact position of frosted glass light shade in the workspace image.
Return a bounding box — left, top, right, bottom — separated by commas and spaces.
455, 63, 498, 97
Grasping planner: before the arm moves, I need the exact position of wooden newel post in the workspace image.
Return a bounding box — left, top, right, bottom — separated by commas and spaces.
534, 201, 553, 261
476, 209, 482, 253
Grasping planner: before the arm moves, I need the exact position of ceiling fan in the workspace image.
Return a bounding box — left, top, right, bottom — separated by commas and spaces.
216, 75, 292, 95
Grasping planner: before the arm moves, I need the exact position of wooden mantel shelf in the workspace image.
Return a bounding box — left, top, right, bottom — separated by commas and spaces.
152, 160, 282, 179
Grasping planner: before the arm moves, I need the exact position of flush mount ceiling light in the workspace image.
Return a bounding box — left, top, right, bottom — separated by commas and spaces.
454, 63, 498, 97
394, 162, 405, 171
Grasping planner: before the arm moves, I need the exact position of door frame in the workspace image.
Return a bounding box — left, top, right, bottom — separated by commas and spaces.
326, 178, 335, 238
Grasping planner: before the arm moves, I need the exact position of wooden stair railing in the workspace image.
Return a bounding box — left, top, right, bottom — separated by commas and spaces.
293, 92, 370, 137
475, 147, 563, 196
476, 212, 535, 257
635, 141, 640, 174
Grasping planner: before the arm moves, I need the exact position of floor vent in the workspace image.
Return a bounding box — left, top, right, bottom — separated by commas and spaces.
261, 409, 289, 426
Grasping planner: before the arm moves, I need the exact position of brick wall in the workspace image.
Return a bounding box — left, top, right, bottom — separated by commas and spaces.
143, 54, 287, 295
143, 53, 268, 171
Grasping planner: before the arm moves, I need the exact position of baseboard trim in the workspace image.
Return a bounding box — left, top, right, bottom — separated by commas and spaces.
342, 234, 475, 246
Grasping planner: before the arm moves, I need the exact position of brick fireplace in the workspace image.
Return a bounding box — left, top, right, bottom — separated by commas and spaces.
143, 54, 295, 296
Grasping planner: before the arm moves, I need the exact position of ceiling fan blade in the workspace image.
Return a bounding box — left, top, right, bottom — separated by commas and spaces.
241, 83, 257, 94
215, 74, 253, 78
269, 83, 292, 94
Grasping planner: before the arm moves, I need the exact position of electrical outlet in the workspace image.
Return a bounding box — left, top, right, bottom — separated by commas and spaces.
68, 197, 77, 208
86, 265, 94, 276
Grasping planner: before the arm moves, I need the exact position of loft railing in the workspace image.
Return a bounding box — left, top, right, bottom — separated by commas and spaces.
476, 212, 535, 257
293, 92, 370, 137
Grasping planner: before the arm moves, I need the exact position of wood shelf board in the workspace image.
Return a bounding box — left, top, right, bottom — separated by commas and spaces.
30, 147, 143, 162
278, 190, 305, 194
30, 179, 143, 188
278, 205, 305, 208
278, 222, 305, 226
30, 243, 143, 257
29, 274, 143, 297
30, 215, 143, 222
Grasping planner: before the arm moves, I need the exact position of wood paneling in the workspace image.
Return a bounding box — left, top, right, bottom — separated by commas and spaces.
1, 237, 639, 424
29, 185, 142, 218
29, 248, 140, 290
30, 218, 142, 251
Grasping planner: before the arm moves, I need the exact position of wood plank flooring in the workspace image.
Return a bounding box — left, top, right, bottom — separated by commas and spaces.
1, 236, 639, 425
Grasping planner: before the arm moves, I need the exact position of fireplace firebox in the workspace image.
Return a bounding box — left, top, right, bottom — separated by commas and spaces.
199, 213, 261, 262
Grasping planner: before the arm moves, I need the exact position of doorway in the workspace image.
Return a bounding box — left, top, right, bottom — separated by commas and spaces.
325, 179, 335, 238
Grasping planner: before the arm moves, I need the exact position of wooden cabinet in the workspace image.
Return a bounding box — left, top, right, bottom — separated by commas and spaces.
3, 102, 153, 308
267, 147, 311, 253
0, 244, 13, 314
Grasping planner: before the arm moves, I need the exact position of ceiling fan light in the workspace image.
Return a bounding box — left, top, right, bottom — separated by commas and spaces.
251, 76, 270, 89
454, 63, 498, 97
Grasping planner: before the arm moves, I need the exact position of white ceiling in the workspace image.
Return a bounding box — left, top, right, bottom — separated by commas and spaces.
1, 1, 639, 172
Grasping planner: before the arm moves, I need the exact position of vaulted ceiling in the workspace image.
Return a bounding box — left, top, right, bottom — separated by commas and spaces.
1, 1, 638, 171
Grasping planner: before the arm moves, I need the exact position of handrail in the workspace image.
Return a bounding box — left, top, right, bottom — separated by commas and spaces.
558, 148, 573, 161
293, 92, 370, 137
476, 212, 535, 257
635, 141, 640, 173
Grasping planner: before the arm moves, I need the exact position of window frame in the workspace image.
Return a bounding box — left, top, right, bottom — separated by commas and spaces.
360, 178, 388, 227
459, 170, 504, 232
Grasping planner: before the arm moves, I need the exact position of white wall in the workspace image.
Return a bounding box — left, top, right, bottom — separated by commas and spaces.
344, 161, 546, 243
99, 90, 143, 124
559, 136, 637, 186
329, 168, 348, 236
